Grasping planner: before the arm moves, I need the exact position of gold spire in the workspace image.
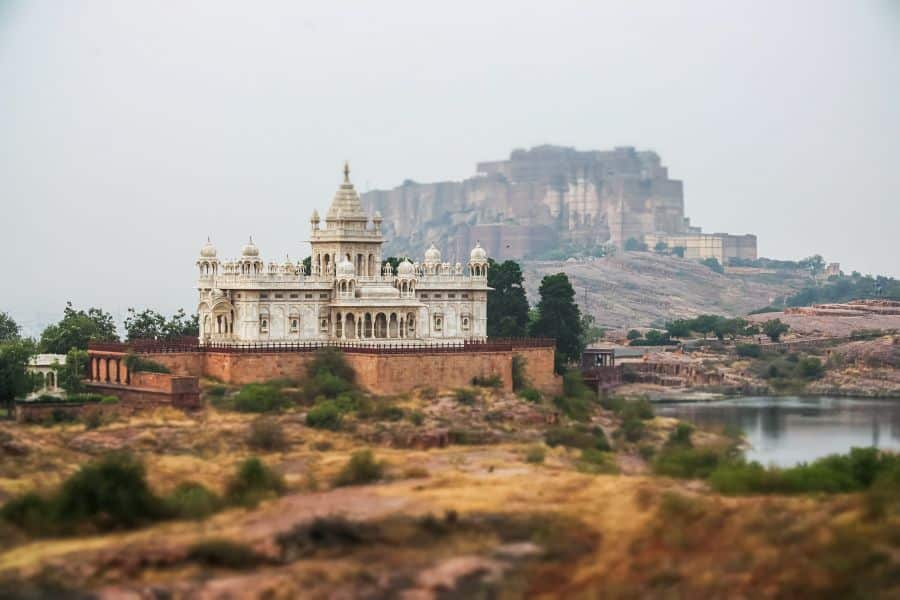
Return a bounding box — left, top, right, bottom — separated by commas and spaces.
343, 161, 350, 183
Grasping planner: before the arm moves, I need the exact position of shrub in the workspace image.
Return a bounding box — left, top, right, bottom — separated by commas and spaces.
454, 388, 478, 405
59, 393, 104, 404
305, 401, 343, 430
553, 394, 592, 422
736, 343, 762, 358
206, 385, 227, 398
124, 353, 171, 374
82, 411, 104, 430
512, 354, 528, 391
373, 405, 405, 421
247, 418, 288, 451
448, 428, 494, 445
187, 539, 264, 568
619, 397, 654, 421
563, 370, 590, 398
54, 452, 167, 532
403, 466, 429, 479
797, 356, 824, 379
303, 372, 354, 401
599, 394, 626, 413
306, 347, 355, 383
525, 446, 546, 464
518, 387, 542, 403
333, 450, 384, 487
231, 384, 286, 413
578, 449, 618, 474
0, 493, 54, 536
619, 417, 645, 443
544, 425, 610, 451
100, 395, 119, 405
654, 447, 727, 479
668, 423, 694, 447
419, 387, 437, 400
471, 374, 502, 388
225, 457, 285, 508
710, 447, 900, 495
408, 410, 424, 426
167, 482, 222, 520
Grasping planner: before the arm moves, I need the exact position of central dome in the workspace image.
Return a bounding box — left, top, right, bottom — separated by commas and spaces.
470, 241, 487, 261
336, 258, 355, 277
326, 162, 368, 222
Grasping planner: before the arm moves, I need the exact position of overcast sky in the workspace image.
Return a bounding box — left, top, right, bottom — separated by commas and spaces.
2, 0, 898, 335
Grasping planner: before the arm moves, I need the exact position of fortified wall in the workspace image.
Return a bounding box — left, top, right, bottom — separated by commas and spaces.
88, 339, 561, 398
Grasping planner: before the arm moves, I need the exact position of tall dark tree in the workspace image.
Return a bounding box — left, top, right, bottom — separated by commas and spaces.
302, 256, 312, 275
0, 340, 36, 416
0, 312, 20, 342
39, 302, 119, 354
486, 259, 530, 338
529, 273, 584, 373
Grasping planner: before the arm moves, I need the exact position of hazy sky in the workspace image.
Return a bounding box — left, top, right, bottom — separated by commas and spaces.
2, 0, 898, 335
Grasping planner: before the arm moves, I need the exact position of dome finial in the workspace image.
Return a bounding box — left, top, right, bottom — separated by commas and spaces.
343, 160, 350, 183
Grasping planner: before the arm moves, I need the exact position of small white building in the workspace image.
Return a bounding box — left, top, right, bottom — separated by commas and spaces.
196, 163, 491, 345
26, 353, 66, 398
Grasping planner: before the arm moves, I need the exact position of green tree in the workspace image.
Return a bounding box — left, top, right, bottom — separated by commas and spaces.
0, 340, 36, 416
671, 246, 686, 258
487, 259, 530, 338
0, 312, 20, 342
124, 308, 198, 341
665, 319, 692, 339
57, 349, 89, 394
529, 273, 583, 373
654, 241, 668, 253
579, 313, 605, 347
382, 256, 412, 273
762, 319, 790, 342
302, 256, 312, 275
691, 314, 722, 339
40, 302, 119, 354
713, 318, 750, 341
626, 329, 643, 341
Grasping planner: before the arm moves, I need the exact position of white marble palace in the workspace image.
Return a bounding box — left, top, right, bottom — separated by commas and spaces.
196, 164, 490, 345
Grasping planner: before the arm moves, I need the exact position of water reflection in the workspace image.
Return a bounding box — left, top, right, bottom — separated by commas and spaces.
655, 396, 900, 467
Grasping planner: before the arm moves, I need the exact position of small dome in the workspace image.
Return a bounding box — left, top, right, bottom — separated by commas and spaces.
200, 237, 217, 258
470, 241, 487, 261
373, 210, 383, 221
397, 259, 415, 276
242, 237, 259, 257
424, 243, 442, 263
336, 258, 355, 277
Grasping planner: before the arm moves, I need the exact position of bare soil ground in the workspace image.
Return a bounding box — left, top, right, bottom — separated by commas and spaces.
2, 388, 899, 598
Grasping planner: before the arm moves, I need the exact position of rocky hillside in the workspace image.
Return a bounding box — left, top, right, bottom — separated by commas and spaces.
523, 252, 810, 329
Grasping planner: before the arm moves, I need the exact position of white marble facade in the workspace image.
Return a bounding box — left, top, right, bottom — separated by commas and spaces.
197, 164, 490, 345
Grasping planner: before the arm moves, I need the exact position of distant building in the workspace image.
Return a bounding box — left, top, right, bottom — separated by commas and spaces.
26, 353, 66, 398
643, 232, 758, 264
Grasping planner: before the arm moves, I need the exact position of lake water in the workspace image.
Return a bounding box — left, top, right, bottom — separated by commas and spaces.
654, 396, 900, 467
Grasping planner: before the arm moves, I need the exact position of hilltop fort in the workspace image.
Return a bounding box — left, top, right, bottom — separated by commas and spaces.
361, 144, 757, 264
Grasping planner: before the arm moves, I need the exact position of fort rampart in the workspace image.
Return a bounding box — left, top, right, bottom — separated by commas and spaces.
87, 339, 561, 398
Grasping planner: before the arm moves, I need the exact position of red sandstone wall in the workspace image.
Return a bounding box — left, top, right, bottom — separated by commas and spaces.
191, 348, 558, 396
346, 352, 513, 395
142, 353, 204, 377
512, 347, 562, 396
